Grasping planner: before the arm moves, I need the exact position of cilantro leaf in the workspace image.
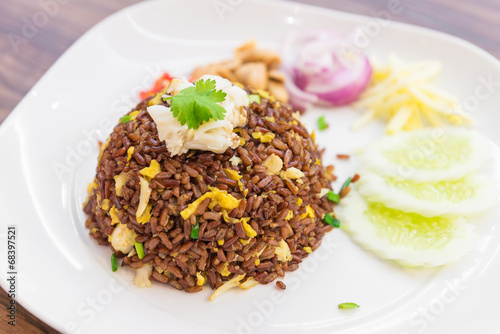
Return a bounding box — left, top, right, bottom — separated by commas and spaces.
165, 79, 227, 129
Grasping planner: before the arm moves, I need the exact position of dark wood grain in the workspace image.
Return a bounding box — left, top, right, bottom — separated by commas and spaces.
0, 0, 499, 332
0, 0, 143, 126
294, 0, 500, 59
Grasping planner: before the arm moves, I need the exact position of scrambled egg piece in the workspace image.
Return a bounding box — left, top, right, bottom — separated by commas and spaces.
196, 272, 206, 286
304, 247, 312, 253
222, 210, 236, 224
129, 110, 141, 120
87, 181, 97, 194
109, 206, 121, 225
275, 239, 292, 262
96, 193, 102, 208
148, 88, 169, 106
220, 262, 231, 277
241, 218, 257, 238
180, 186, 241, 220
254, 89, 275, 103
224, 168, 242, 181
300, 205, 315, 219
252, 131, 275, 143
140, 160, 162, 179
101, 199, 110, 211
110, 223, 137, 254
127, 147, 135, 162
137, 204, 152, 224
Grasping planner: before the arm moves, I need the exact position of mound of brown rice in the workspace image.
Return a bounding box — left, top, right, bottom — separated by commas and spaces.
84, 88, 336, 298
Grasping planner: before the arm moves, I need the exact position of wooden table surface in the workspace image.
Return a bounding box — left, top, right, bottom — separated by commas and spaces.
1, 0, 499, 333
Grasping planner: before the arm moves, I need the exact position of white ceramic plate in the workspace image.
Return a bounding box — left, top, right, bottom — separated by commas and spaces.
1, 0, 500, 333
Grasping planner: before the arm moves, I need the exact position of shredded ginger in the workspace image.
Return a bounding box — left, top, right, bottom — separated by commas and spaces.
353, 55, 473, 134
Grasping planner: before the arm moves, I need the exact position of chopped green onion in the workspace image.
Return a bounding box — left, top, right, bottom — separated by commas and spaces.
324, 213, 340, 227
324, 213, 340, 228
111, 253, 118, 272
338, 302, 360, 309
135, 242, 145, 259
327, 191, 340, 203
340, 176, 352, 192
248, 94, 261, 105
317, 116, 328, 131
120, 115, 131, 124
191, 216, 200, 239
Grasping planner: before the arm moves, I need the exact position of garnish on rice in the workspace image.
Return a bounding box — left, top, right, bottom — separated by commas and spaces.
164, 78, 228, 130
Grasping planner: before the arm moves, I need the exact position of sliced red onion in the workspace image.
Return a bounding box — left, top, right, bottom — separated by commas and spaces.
281, 29, 372, 109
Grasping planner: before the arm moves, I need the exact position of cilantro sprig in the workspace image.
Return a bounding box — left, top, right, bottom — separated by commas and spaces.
164, 79, 227, 130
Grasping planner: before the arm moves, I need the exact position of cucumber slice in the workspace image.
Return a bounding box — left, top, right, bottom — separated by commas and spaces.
338, 190, 477, 267
356, 169, 496, 218
359, 128, 489, 181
